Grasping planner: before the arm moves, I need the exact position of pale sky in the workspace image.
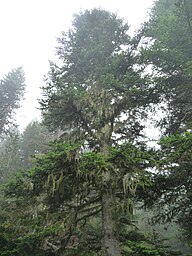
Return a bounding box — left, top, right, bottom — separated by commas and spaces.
0, 0, 154, 130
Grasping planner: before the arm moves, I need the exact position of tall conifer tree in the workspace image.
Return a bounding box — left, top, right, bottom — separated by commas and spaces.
40, 9, 154, 255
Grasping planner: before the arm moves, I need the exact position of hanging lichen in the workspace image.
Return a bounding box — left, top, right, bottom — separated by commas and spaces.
123, 172, 139, 196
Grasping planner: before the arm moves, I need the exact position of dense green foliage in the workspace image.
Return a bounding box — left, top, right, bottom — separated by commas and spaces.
0, 142, 182, 256
41, 9, 156, 141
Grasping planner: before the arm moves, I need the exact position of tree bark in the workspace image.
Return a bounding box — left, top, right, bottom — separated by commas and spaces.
99, 123, 121, 255
101, 190, 121, 256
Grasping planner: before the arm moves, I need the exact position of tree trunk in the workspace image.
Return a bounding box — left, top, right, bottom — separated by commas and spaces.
100, 124, 121, 255
101, 190, 121, 256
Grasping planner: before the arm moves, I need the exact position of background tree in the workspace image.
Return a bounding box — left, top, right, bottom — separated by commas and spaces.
139, 0, 192, 248
20, 121, 54, 169
0, 128, 22, 183
141, 132, 192, 248
0, 121, 54, 184
142, 0, 192, 133
0, 67, 25, 135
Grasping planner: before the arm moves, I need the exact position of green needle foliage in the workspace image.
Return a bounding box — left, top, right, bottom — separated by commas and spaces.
0, 141, 153, 256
